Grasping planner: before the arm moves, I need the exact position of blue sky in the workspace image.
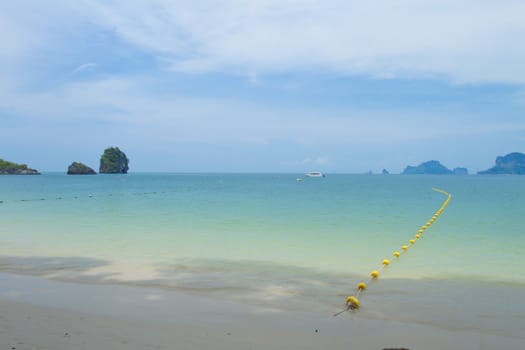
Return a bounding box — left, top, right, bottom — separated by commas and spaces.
1, 0, 524, 173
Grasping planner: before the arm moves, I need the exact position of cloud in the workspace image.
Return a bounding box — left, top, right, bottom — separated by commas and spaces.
3, 75, 524, 147
1, 72, 523, 172
77, 0, 525, 84
72, 62, 98, 74
0, 14, 34, 60
2, 1, 525, 85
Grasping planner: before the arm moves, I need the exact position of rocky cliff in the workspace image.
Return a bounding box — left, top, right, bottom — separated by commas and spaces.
402, 160, 452, 175
0, 158, 40, 175
99, 147, 129, 174
478, 152, 525, 174
67, 162, 96, 175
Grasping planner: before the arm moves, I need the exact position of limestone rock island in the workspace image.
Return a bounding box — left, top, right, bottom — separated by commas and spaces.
0, 158, 40, 175
67, 162, 96, 175
99, 147, 129, 174
402, 160, 452, 175
478, 152, 525, 175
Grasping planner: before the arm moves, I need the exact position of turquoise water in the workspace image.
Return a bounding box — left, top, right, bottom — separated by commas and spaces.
1, 173, 524, 306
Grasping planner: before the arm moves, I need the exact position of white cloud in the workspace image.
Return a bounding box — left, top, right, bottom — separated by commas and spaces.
72, 62, 98, 74
0, 15, 34, 59
0, 2, 77, 59
77, 0, 525, 84
1, 1, 524, 84
3, 75, 524, 148
2, 71, 523, 171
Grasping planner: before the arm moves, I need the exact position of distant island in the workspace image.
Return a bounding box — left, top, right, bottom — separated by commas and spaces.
401, 161, 469, 175
403, 160, 452, 174
4, 150, 525, 175
0, 158, 40, 175
67, 162, 96, 175
99, 147, 129, 174
478, 152, 525, 175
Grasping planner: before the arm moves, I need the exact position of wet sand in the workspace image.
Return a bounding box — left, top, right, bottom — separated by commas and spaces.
1, 273, 524, 350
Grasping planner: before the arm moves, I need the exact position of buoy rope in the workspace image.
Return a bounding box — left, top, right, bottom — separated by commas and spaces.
0, 190, 179, 204
334, 188, 452, 316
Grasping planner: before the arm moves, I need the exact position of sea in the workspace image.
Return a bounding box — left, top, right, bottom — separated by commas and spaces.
1, 173, 524, 330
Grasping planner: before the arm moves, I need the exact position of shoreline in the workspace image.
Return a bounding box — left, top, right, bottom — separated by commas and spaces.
2, 255, 525, 318
1, 273, 524, 349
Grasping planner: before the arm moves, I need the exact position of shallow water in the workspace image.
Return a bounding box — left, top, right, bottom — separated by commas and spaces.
1, 173, 524, 312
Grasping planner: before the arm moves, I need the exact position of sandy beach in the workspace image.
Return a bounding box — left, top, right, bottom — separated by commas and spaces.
1, 273, 523, 350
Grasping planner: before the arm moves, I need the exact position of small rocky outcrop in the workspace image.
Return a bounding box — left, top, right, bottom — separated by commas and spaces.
67, 162, 96, 175
453, 167, 468, 175
382, 169, 390, 175
402, 160, 452, 175
478, 152, 525, 175
99, 147, 129, 174
0, 158, 40, 175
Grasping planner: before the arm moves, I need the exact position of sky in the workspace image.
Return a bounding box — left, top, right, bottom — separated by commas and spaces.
1, 0, 524, 173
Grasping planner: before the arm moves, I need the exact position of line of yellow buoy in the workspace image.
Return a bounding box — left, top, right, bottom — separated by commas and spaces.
0, 190, 178, 204
336, 188, 452, 315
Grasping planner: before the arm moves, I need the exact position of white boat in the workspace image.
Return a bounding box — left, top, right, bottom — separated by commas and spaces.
305, 172, 325, 177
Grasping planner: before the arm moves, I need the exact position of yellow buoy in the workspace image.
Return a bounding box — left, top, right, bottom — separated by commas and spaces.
346, 295, 360, 308
352, 297, 360, 308
338, 188, 450, 313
